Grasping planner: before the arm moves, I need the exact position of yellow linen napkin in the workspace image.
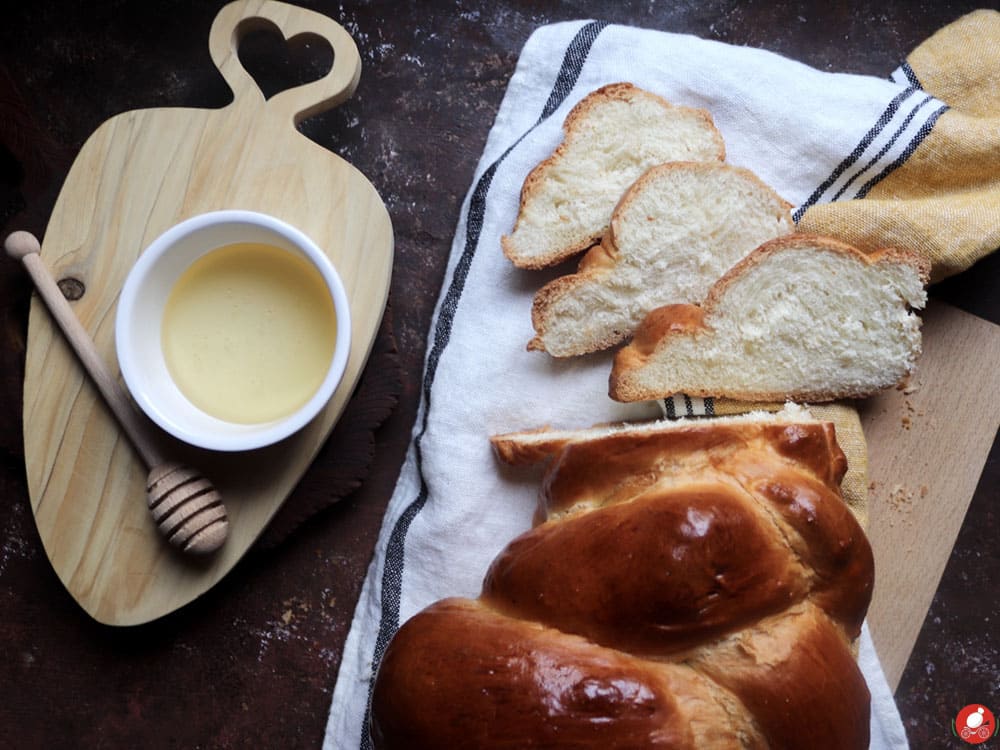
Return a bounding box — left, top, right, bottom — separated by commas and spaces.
798, 9, 1000, 282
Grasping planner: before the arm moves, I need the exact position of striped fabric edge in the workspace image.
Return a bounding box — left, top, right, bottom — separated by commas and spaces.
792, 60, 947, 221
889, 60, 922, 88
661, 395, 715, 419
355, 20, 609, 750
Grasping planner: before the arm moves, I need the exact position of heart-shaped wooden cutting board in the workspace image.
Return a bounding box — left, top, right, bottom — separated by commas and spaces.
21, 0, 393, 625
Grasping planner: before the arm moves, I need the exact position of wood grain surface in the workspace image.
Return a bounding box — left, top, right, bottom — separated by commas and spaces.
862, 300, 1000, 688
20, 0, 392, 625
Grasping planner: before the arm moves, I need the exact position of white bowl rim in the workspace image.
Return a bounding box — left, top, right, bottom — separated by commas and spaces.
115, 209, 352, 452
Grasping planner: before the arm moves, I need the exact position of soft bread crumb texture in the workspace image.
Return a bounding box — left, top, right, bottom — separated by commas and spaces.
501, 83, 725, 269
611, 236, 929, 402
530, 162, 793, 356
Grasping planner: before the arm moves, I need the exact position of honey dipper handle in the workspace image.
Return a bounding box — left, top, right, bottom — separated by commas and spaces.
5, 231, 164, 470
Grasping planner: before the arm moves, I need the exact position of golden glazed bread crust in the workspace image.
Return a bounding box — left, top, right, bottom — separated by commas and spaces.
501, 82, 726, 269
370, 598, 763, 749
371, 419, 873, 749
689, 601, 870, 749
528, 161, 793, 355
534, 420, 848, 514
610, 233, 932, 402
484, 482, 820, 655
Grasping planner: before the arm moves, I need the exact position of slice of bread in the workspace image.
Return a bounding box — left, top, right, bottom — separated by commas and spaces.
490, 403, 818, 466
501, 83, 726, 269
609, 235, 930, 403
528, 162, 793, 357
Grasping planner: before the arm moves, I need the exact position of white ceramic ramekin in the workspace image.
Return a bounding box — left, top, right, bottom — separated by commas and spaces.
116, 210, 351, 452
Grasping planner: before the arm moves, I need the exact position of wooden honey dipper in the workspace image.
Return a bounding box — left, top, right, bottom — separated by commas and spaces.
5, 231, 228, 554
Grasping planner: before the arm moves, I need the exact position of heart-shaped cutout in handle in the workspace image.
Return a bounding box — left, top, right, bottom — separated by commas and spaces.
210, 0, 361, 124
237, 23, 334, 101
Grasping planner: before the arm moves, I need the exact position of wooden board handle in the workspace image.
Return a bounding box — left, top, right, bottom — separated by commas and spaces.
209, 0, 362, 124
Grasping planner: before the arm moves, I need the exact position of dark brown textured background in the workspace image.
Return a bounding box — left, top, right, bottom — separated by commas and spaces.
1, 2, 997, 748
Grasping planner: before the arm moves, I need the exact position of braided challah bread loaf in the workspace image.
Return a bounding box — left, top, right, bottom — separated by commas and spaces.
370, 414, 874, 749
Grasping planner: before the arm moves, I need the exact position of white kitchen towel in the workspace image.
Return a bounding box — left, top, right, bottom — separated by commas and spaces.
324, 19, 940, 749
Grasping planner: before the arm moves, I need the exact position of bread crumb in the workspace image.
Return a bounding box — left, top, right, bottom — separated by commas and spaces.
282, 609, 293, 625
902, 415, 912, 429
897, 375, 920, 395
887, 484, 914, 513
920, 485, 929, 498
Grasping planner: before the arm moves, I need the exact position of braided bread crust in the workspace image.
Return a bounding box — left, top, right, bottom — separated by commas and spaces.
371, 418, 873, 749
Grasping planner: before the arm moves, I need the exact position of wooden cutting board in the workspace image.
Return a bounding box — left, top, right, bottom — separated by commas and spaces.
863, 299, 1000, 688
21, 0, 392, 626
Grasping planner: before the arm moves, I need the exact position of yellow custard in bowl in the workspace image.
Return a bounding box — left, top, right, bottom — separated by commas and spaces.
116, 210, 352, 452
162, 242, 337, 424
